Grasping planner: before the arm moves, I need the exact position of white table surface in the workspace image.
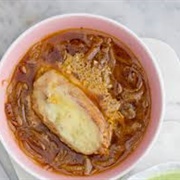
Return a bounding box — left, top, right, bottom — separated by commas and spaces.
1, 1, 180, 58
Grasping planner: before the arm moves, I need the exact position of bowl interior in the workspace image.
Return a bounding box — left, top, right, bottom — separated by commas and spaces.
0, 14, 164, 180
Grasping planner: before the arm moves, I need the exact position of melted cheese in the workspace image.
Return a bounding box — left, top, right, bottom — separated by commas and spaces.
60, 53, 123, 125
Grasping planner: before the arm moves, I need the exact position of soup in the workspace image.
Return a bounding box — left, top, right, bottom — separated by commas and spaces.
5, 28, 151, 176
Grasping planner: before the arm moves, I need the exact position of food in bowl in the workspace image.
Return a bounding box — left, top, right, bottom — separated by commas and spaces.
5, 28, 151, 176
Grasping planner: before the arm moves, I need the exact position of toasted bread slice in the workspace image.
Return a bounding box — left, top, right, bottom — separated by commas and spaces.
32, 70, 112, 155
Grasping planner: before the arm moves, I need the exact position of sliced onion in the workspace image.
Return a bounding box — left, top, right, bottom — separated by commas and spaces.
84, 158, 93, 175
123, 65, 143, 92
85, 46, 100, 61
109, 48, 116, 70
85, 37, 103, 61
120, 102, 136, 120
61, 164, 84, 175
121, 88, 144, 102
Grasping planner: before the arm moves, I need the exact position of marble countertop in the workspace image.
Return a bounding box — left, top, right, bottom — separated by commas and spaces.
0, 1, 180, 180
1, 0, 180, 58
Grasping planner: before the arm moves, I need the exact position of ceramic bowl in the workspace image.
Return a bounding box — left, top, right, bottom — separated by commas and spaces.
0, 14, 165, 180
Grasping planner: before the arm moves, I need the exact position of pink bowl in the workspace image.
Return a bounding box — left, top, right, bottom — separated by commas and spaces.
0, 14, 165, 180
